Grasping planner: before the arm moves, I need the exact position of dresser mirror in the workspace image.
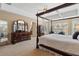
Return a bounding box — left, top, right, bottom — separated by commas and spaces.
13, 20, 28, 32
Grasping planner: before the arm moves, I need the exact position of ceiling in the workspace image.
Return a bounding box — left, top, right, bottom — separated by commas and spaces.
10, 3, 63, 20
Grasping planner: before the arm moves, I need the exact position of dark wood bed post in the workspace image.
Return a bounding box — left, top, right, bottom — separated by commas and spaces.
36, 14, 39, 49
51, 20, 52, 32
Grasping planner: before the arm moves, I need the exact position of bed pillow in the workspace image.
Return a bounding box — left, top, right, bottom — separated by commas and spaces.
58, 32, 65, 35
73, 31, 79, 40
49, 31, 54, 34
77, 35, 79, 40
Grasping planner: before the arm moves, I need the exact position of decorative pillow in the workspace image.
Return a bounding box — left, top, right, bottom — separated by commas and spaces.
49, 31, 54, 34
73, 31, 79, 40
77, 35, 79, 40
58, 32, 65, 35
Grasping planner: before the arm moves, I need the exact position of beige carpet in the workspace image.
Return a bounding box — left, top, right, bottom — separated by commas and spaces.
0, 37, 60, 56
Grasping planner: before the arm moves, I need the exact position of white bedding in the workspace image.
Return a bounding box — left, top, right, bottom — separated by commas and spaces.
39, 34, 79, 55
0, 38, 8, 42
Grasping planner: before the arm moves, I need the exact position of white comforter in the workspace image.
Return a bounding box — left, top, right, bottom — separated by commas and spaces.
39, 34, 79, 55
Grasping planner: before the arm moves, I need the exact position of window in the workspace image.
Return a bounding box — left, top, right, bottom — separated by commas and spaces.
0, 20, 8, 42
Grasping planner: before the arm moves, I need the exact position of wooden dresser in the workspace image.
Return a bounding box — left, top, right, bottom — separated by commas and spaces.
11, 31, 32, 44
11, 20, 32, 44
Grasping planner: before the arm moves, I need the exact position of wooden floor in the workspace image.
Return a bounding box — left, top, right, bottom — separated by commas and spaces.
0, 37, 60, 56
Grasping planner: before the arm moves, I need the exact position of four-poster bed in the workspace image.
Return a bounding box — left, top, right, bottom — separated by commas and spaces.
35, 3, 79, 56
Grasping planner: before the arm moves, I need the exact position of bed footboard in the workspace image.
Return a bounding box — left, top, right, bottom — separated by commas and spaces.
39, 44, 78, 56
